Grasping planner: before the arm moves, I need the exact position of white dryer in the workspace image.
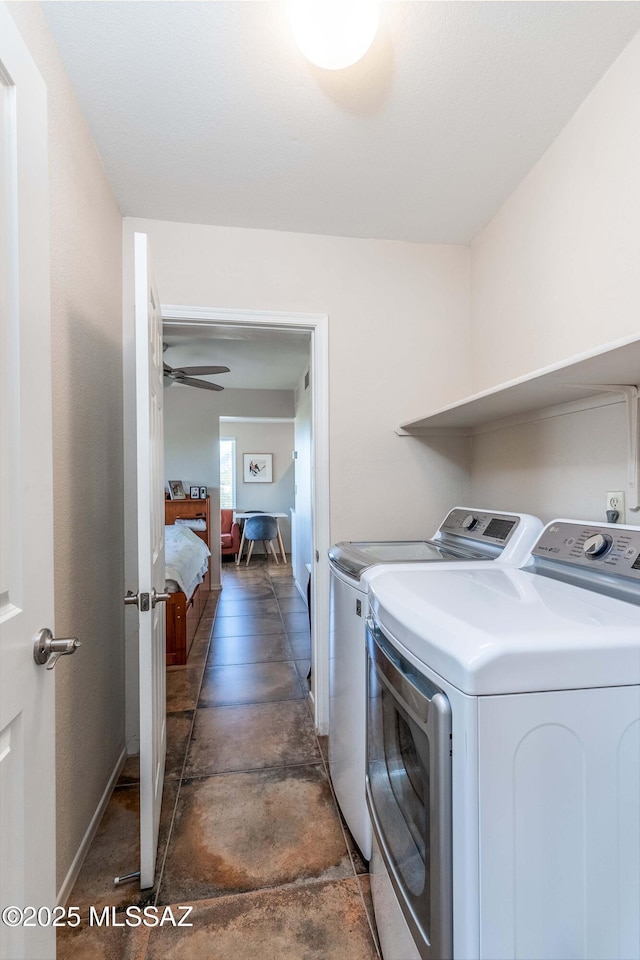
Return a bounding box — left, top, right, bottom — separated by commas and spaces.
328, 507, 542, 859
366, 520, 640, 960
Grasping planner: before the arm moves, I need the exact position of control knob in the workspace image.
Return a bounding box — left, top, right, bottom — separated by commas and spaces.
461, 514, 478, 532
583, 533, 613, 559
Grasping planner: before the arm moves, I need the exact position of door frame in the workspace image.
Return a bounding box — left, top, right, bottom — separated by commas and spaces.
162, 305, 330, 733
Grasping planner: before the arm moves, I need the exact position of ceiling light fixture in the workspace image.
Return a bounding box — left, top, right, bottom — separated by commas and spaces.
289, 0, 380, 70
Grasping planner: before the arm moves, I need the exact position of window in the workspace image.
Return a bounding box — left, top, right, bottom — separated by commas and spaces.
220, 437, 236, 509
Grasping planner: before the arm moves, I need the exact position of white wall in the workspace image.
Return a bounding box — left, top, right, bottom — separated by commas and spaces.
470, 31, 640, 391
8, 3, 125, 896
469, 31, 640, 523
232, 421, 295, 541
470, 400, 628, 525
125, 217, 473, 542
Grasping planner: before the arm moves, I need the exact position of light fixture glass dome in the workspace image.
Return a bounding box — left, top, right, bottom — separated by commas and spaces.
289, 0, 380, 70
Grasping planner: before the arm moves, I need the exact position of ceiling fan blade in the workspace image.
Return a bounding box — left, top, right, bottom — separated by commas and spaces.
163, 363, 174, 374
173, 365, 230, 376
177, 376, 224, 392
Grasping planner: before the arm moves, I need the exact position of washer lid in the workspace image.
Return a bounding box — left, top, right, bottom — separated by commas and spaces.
369, 566, 640, 695
328, 539, 489, 580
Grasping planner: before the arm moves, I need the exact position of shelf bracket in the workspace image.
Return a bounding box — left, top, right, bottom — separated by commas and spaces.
562, 384, 639, 513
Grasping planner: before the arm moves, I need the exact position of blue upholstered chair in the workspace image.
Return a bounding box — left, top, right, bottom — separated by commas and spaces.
243, 515, 280, 566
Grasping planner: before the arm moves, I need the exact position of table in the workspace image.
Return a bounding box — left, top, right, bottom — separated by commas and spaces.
234, 512, 288, 565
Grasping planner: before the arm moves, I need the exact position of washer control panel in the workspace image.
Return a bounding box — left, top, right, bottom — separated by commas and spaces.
532, 521, 640, 581
440, 509, 519, 545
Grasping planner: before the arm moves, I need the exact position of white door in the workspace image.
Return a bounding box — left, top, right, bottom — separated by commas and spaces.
0, 10, 58, 960
133, 232, 167, 889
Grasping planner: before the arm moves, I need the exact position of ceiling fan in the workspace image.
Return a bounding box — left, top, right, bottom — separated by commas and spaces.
163, 362, 230, 391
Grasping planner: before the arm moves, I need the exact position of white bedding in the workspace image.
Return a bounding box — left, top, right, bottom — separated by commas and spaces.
175, 517, 206, 531
165, 525, 210, 601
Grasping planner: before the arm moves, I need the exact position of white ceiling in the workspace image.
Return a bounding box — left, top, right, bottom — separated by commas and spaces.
162, 323, 311, 390
43, 1, 640, 246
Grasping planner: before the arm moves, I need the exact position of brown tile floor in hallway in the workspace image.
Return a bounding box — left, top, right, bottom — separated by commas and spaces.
59, 559, 379, 960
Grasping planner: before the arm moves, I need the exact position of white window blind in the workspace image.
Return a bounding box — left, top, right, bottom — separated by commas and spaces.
220, 437, 236, 509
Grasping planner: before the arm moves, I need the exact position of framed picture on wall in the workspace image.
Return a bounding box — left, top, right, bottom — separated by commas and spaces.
168, 480, 187, 500
243, 453, 273, 483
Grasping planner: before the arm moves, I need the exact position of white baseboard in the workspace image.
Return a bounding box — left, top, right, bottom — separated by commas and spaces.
308, 689, 327, 735
294, 578, 308, 604
56, 744, 127, 907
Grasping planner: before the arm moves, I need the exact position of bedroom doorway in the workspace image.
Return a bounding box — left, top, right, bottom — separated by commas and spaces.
160, 307, 330, 733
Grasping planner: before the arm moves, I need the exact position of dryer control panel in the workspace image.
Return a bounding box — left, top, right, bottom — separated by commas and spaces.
532, 521, 640, 581
439, 509, 519, 545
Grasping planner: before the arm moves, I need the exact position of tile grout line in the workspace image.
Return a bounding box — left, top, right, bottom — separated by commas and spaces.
177, 757, 327, 785
202, 655, 309, 668
185, 692, 312, 714
154, 872, 372, 912
198, 692, 305, 710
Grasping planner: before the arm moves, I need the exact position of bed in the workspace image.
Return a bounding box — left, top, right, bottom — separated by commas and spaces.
164, 496, 211, 665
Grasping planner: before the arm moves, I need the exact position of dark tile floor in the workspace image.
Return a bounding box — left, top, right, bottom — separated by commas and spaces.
59, 559, 378, 959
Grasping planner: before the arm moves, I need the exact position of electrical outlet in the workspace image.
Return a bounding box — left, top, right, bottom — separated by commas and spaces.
606, 490, 625, 523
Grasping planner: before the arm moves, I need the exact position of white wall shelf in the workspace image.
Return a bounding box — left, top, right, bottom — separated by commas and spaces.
396, 334, 640, 511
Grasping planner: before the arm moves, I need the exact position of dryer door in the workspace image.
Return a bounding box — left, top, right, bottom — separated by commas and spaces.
366, 618, 453, 960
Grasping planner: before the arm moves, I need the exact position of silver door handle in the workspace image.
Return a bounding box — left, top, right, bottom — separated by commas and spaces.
151, 589, 171, 607
33, 628, 81, 670
124, 589, 170, 610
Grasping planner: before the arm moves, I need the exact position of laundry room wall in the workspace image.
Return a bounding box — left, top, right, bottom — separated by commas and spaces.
469, 401, 628, 524
8, 3, 126, 899
468, 30, 640, 523
123, 217, 473, 544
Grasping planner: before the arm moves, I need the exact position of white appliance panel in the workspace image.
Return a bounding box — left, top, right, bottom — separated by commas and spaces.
328, 564, 371, 857
477, 686, 640, 960
370, 833, 422, 960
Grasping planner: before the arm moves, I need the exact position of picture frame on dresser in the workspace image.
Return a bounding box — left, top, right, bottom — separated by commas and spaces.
168, 480, 186, 500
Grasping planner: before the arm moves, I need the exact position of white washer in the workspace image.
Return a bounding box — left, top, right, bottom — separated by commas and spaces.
366, 520, 640, 960
328, 507, 542, 859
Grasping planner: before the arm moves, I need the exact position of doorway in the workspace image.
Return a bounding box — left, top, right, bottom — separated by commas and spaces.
161, 306, 330, 733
